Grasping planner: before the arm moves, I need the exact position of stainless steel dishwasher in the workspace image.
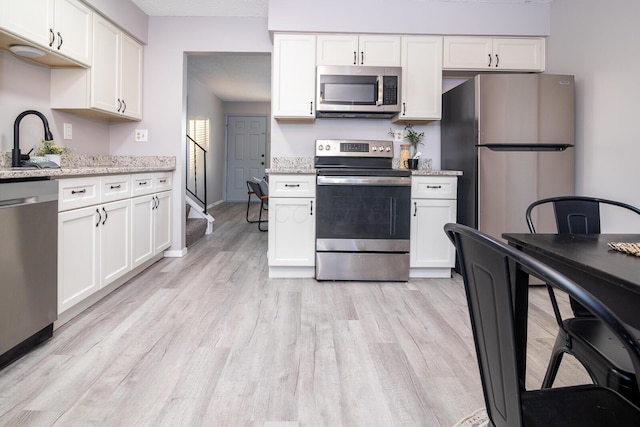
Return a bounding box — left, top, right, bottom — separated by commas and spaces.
0, 178, 58, 369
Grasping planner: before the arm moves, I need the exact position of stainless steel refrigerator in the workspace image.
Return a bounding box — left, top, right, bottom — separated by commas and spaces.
441, 73, 575, 239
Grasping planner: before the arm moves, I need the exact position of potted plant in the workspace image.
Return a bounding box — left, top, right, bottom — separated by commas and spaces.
404, 124, 424, 169
38, 139, 69, 166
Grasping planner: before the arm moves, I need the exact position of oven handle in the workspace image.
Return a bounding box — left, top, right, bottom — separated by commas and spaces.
317, 176, 411, 186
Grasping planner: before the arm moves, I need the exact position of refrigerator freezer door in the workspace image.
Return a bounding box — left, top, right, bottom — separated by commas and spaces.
478, 74, 575, 146
478, 146, 574, 240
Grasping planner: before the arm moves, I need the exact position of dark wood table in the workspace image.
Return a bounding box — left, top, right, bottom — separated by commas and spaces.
503, 233, 640, 330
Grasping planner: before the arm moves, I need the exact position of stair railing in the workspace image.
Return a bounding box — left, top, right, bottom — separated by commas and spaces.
186, 134, 207, 213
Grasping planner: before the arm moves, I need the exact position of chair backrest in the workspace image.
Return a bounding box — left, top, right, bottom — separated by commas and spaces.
444, 222, 640, 427
526, 196, 640, 234
247, 179, 268, 199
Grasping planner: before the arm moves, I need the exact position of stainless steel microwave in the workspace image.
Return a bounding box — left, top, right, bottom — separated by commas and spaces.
316, 65, 402, 119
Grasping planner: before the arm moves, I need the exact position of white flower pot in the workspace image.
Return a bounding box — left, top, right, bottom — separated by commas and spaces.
44, 154, 61, 166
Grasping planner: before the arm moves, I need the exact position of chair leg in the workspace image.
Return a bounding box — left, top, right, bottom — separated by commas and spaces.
257, 200, 268, 232
246, 191, 255, 223
542, 347, 566, 388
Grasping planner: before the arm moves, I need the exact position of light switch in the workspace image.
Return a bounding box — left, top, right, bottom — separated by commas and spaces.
63, 123, 72, 140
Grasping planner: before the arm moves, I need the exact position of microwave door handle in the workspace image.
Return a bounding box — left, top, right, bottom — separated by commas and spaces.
376, 76, 383, 106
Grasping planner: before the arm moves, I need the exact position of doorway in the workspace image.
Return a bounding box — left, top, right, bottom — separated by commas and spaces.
225, 115, 268, 201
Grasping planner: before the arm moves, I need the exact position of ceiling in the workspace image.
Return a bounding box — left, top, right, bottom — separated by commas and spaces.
129, 0, 551, 103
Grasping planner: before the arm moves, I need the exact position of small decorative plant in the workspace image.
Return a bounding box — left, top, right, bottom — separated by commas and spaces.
38, 139, 70, 155
404, 124, 424, 157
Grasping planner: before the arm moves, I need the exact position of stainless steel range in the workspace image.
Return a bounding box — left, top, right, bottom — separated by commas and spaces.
315, 139, 411, 281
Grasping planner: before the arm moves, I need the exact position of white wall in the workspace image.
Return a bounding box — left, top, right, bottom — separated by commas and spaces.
187, 76, 225, 206
0, 51, 110, 157
547, 0, 640, 231
268, 0, 550, 36
110, 16, 272, 251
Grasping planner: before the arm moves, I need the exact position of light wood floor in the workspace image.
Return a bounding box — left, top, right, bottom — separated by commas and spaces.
0, 202, 590, 426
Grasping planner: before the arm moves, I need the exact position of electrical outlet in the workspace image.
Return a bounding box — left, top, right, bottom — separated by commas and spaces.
393, 130, 403, 142
135, 129, 148, 142
63, 123, 72, 140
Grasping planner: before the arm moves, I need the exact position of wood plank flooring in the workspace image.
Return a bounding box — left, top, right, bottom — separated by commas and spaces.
0, 202, 590, 426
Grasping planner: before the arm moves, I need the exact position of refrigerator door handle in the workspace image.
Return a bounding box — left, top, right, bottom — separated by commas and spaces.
479, 144, 572, 152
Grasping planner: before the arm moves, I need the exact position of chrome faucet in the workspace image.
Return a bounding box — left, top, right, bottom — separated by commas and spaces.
12, 110, 54, 167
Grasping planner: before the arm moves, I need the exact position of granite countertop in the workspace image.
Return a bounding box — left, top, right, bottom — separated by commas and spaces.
0, 153, 176, 180
266, 157, 462, 176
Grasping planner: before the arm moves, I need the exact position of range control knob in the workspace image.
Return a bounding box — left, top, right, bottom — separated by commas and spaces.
386, 146, 391, 152
325, 144, 331, 151
318, 145, 324, 151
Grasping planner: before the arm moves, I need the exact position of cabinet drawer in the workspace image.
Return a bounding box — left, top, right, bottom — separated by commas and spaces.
154, 172, 173, 192
269, 174, 316, 198
131, 173, 155, 196
411, 176, 457, 199
101, 175, 132, 203
58, 177, 101, 211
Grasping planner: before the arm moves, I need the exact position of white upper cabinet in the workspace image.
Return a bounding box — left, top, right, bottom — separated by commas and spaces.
393, 36, 443, 122
316, 34, 401, 66
272, 33, 317, 120
50, 14, 143, 121
0, 0, 92, 66
443, 36, 545, 72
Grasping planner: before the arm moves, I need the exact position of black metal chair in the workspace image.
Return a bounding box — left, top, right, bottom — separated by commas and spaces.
444, 222, 640, 427
246, 179, 268, 232
526, 196, 640, 402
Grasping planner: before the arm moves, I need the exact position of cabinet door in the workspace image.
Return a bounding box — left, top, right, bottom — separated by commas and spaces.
358, 35, 401, 66
91, 14, 120, 114
396, 36, 442, 121
0, 0, 53, 49
53, 0, 92, 66
316, 34, 358, 65
410, 199, 456, 268
272, 34, 316, 119
268, 197, 315, 266
58, 205, 100, 313
443, 37, 493, 70
120, 32, 143, 120
131, 194, 154, 268
492, 38, 545, 71
100, 200, 131, 287
153, 191, 172, 253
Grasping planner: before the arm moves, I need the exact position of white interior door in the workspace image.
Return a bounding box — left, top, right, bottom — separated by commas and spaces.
225, 116, 267, 201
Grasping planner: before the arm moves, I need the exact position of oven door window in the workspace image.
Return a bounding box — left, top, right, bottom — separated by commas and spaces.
316, 184, 410, 240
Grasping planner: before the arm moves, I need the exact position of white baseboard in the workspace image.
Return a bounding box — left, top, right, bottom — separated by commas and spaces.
164, 247, 187, 258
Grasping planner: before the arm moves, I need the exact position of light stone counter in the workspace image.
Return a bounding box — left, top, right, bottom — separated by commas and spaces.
266, 156, 461, 176
0, 153, 175, 180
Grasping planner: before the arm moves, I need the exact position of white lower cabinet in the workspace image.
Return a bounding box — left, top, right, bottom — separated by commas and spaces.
131, 190, 172, 268
57, 172, 172, 316
58, 198, 130, 313
410, 176, 458, 278
268, 174, 316, 277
